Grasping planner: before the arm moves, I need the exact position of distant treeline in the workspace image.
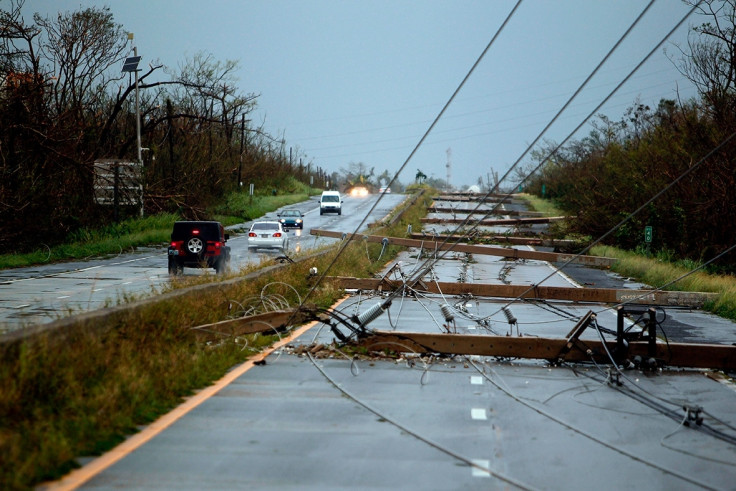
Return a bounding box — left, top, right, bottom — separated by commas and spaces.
0, 2, 324, 252
524, 1, 736, 269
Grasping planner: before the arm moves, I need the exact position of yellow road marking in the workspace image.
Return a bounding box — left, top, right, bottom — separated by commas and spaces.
42, 319, 321, 490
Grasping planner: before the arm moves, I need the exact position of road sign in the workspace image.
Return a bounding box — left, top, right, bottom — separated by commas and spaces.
645, 226, 653, 243
93, 160, 142, 206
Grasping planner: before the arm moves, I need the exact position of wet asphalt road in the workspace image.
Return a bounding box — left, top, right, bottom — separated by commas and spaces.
0, 193, 406, 331
61, 198, 736, 490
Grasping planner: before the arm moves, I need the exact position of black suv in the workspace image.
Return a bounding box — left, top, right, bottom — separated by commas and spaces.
167, 221, 231, 275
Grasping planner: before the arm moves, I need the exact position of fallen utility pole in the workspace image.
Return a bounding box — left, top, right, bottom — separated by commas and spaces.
409, 233, 578, 248
432, 193, 526, 203
310, 229, 617, 267
433, 195, 521, 203
357, 331, 736, 371
421, 216, 567, 226
326, 276, 718, 308
202, 308, 736, 370
428, 206, 545, 217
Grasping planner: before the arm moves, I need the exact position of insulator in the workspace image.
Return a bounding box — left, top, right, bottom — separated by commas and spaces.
502, 306, 517, 325
357, 302, 385, 327
440, 304, 454, 323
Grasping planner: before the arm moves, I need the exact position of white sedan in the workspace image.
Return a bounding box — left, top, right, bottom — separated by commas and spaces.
247, 221, 289, 252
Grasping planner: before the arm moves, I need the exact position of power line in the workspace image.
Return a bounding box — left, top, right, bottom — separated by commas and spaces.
395, 0, 684, 305
472, 3, 732, 318
289, 0, 525, 323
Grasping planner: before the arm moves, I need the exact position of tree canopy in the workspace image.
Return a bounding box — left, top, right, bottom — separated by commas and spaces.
524, 1, 736, 267
0, 1, 324, 251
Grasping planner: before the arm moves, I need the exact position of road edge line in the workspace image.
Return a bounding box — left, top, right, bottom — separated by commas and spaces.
41, 315, 328, 490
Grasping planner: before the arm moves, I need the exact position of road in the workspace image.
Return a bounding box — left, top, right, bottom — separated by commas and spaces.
52, 196, 736, 490
0, 193, 405, 330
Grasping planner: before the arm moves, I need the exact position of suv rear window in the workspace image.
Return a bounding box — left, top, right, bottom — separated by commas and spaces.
252, 222, 279, 231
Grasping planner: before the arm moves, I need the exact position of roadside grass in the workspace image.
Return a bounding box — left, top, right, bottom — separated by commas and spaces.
213, 177, 322, 224
212, 184, 322, 225
521, 194, 736, 321
0, 190, 433, 491
592, 245, 736, 322
516, 192, 564, 216
0, 214, 178, 269
515, 193, 591, 247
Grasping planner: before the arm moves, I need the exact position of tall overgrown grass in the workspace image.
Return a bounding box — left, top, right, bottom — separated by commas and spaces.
0, 190, 433, 490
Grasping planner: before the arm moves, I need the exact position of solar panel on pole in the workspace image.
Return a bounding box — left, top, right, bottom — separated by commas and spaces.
122, 56, 141, 73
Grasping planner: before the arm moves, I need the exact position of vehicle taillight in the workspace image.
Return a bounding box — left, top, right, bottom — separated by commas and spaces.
248, 232, 257, 237
273, 232, 282, 237
170, 240, 184, 250
205, 241, 222, 254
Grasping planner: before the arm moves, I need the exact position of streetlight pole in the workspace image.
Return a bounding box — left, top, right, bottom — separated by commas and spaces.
122, 33, 143, 216
134, 44, 141, 166
239, 114, 244, 187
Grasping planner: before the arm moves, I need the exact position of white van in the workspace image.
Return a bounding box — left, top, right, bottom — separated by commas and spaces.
320, 190, 343, 215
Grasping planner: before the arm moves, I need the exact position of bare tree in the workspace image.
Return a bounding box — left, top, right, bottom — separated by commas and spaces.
673, 0, 736, 121
0, 2, 309, 250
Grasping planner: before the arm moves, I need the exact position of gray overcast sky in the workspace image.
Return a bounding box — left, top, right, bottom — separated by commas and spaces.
25, 0, 699, 189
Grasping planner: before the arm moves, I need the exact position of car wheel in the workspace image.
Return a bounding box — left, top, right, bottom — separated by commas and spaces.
215, 256, 226, 274
320, 209, 324, 215
168, 257, 182, 276
187, 236, 204, 255
338, 209, 342, 215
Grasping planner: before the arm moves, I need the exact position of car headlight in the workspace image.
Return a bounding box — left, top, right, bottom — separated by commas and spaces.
296, 219, 302, 223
